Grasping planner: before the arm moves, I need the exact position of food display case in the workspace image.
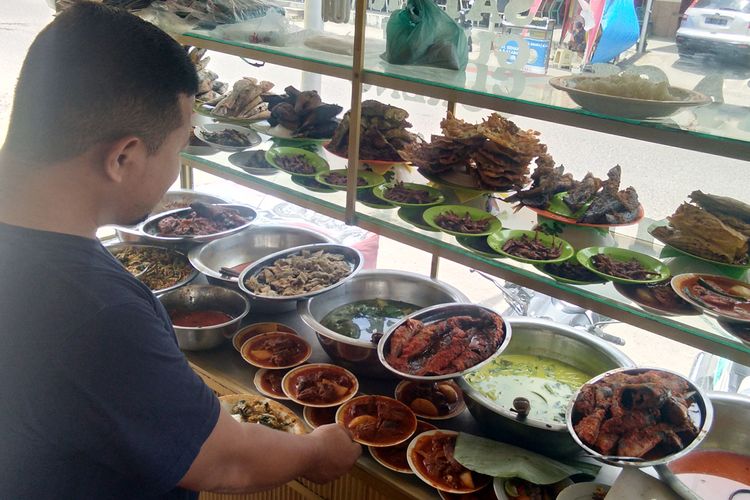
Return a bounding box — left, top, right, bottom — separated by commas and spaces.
121, 0, 750, 497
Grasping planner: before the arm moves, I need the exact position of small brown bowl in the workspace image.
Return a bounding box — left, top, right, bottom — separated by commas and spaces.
253, 368, 290, 400
369, 420, 437, 474
303, 405, 339, 429
282, 363, 359, 408
395, 380, 466, 420
240, 332, 312, 369
407, 430, 492, 494
233, 322, 298, 352
336, 395, 417, 447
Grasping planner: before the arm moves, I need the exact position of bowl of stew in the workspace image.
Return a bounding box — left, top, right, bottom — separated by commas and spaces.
282, 363, 359, 407
158, 284, 250, 351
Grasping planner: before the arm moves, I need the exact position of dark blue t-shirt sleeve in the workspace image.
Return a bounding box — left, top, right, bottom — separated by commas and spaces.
55, 300, 220, 495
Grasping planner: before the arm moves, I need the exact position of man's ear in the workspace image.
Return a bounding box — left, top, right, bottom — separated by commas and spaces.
102, 136, 145, 183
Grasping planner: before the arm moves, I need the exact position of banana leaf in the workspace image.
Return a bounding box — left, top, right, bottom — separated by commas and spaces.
454, 433, 597, 484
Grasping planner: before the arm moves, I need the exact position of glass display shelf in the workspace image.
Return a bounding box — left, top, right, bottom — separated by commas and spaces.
171, 28, 750, 161
181, 147, 750, 365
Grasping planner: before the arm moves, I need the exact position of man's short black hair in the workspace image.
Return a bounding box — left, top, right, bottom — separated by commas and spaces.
2, 2, 198, 164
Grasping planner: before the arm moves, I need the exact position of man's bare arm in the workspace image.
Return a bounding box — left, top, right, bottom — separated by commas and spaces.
178, 407, 361, 493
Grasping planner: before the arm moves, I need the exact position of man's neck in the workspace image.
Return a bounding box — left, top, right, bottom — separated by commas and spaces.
0, 156, 101, 239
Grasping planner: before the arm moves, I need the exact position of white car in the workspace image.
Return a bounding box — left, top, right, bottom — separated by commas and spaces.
676, 0, 750, 62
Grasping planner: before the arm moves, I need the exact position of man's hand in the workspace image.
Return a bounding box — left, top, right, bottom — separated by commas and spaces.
302, 424, 362, 484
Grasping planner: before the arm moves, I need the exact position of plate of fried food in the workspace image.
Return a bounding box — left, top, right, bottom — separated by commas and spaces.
265, 147, 330, 177
577, 247, 671, 285
195, 77, 274, 125
549, 73, 710, 120
567, 367, 712, 467
535, 261, 607, 285
378, 303, 511, 381
194, 124, 262, 152
228, 150, 278, 176
648, 191, 750, 270
326, 100, 418, 164
219, 393, 306, 434
251, 85, 342, 142
402, 112, 546, 193
422, 205, 502, 237
372, 182, 445, 208
507, 164, 644, 228
487, 230, 575, 265
314, 169, 385, 191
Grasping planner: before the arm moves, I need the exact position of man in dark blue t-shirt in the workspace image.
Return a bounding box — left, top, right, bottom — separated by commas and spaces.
0, 4, 360, 498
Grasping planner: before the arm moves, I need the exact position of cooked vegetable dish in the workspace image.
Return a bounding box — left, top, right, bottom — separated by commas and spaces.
229, 399, 299, 432
112, 246, 193, 291
321, 299, 419, 342
464, 354, 591, 425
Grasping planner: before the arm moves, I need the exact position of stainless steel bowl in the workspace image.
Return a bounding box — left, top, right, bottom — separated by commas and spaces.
140, 204, 257, 246
457, 317, 635, 458
298, 270, 469, 378
158, 284, 250, 351
114, 190, 228, 243
378, 303, 512, 382
188, 225, 332, 290
106, 242, 198, 295
656, 392, 750, 500
566, 367, 713, 467
239, 243, 364, 314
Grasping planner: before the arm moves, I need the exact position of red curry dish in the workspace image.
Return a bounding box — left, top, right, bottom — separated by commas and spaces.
254, 369, 289, 399
241, 332, 311, 369
385, 310, 506, 377
408, 430, 491, 493
395, 381, 465, 419
370, 420, 437, 473
336, 395, 417, 447
282, 363, 358, 407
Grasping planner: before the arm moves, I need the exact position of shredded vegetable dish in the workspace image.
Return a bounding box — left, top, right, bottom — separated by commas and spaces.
112, 246, 193, 291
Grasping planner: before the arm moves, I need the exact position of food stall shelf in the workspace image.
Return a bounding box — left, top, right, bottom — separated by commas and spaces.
182, 153, 750, 366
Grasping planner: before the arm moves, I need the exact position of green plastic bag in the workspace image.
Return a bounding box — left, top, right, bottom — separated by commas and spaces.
383, 0, 468, 71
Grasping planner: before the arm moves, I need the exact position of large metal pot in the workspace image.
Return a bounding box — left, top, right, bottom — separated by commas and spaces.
298, 270, 469, 378
457, 317, 635, 457
188, 225, 333, 296
656, 392, 750, 500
